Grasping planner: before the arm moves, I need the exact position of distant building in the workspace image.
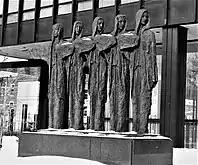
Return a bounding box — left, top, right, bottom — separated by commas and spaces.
0, 67, 40, 134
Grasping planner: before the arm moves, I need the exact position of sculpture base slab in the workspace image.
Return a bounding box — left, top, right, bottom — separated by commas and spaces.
18, 131, 173, 165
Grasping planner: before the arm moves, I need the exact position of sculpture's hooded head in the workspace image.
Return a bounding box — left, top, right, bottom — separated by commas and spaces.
52, 23, 64, 42
135, 9, 150, 35
92, 17, 104, 37
112, 14, 127, 36
72, 21, 83, 41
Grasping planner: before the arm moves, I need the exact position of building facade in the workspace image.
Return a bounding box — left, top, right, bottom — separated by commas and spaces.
0, 0, 197, 148
0, 65, 40, 134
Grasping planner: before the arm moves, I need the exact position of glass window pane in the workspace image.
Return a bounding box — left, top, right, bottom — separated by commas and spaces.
121, 0, 139, 4
146, 54, 162, 134
8, 0, 19, 13
185, 52, 198, 148
23, 11, 35, 21
182, 24, 198, 41
150, 55, 162, 120
151, 28, 162, 44
58, 3, 72, 15
99, 0, 115, 8
59, 0, 72, 3
78, 0, 92, 11
185, 52, 198, 120
24, 0, 36, 10
0, 0, 3, 15
41, 0, 53, 7
185, 25, 198, 148
40, 7, 52, 18
0, 0, 2, 25
0, 17, 2, 25
7, 13, 18, 24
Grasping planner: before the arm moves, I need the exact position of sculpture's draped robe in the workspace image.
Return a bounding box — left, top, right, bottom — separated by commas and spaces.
132, 9, 158, 134
0, 115, 3, 147
49, 42, 74, 129
109, 33, 139, 132
64, 38, 94, 130
89, 35, 116, 131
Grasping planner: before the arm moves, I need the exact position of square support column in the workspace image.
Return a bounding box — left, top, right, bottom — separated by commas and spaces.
160, 26, 188, 148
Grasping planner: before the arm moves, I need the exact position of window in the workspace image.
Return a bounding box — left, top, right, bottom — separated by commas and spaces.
185, 52, 198, 149
40, 7, 52, 18
151, 28, 162, 44
9, 101, 14, 108
23, 11, 35, 21
23, 0, 36, 10
7, 13, 18, 24
99, 0, 115, 8
121, 0, 139, 4
59, 0, 71, 3
150, 55, 162, 120
78, 0, 92, 11
146, 55, 162, 134
21, 104, 28, 131
8, 0, 19, 13
58, 3, 72, 15
0, 88, 5, 97
183, 23, 198, 148
0, 16, 2, 25
0, 0, 3, 15
10, 85, 15, 95
40, 0, 53, 7
182, 24, 198, 41
11, 83, 15, 91
0, 92, 4, 104
39, 0, 53, 18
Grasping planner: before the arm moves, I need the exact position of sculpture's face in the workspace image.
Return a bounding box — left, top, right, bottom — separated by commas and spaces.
117, 17, 126, 32
97, 19, 104, 34
53, 25, 60, 38
140, 11, 149, 26
75, 23, 82, 36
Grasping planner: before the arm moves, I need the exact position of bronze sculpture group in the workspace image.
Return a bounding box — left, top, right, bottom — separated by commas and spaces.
48, 9, 158, 134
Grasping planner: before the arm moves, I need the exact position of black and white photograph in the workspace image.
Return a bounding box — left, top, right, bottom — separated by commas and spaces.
0, 0, 197, 164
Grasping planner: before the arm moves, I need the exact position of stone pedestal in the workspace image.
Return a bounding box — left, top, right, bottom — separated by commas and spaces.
18, 131, 173, 165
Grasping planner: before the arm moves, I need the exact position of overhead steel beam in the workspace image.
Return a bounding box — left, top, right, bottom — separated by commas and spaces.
1, 0, 9, 46
71, 0, 77, 32
92, 0, 99, 20
115, 0, 121, 16
52, 0, 58, 25
34, 0, 41, 42
195, 0, 198, 21
164, 0, 169, 26
17, 0, 24, 44
139, 0, 144, 9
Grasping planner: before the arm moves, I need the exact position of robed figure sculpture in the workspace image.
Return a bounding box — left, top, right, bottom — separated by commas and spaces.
89, 17, 116, 131
64, 21, 94, 130
132, 9, 158, 134
49, 23, 74, 129
109, 14, 139, 132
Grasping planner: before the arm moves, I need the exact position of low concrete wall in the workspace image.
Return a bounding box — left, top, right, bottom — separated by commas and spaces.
18, 131, 173, 165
